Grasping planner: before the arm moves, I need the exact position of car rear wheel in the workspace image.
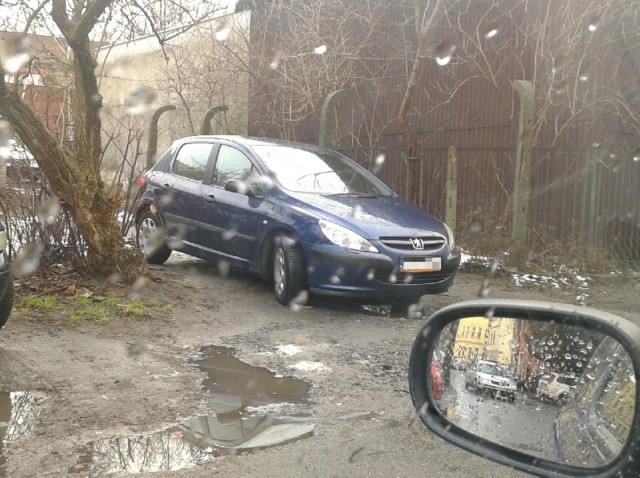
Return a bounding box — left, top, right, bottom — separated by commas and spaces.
0, 279, 14, 330
136, 211, 172, 265
273, 235, 305, 306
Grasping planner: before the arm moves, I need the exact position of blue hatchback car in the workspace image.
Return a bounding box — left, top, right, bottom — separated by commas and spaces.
134, 136, 460, 309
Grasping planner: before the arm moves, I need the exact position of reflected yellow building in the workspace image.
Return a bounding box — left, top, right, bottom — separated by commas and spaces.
453, 317, 489, 361
485, 318, 516, 365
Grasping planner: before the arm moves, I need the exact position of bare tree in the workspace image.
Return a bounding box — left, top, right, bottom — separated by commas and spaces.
0, 1, 225, 280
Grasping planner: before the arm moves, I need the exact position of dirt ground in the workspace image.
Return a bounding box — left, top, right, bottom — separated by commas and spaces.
1, 253, 639, 477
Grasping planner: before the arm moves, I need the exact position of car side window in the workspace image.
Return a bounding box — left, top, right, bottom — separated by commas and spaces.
172, 143, 213, 182
213, 145, 255, 187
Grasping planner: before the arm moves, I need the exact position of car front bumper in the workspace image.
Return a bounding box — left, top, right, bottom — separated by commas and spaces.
303, 242, 460, 300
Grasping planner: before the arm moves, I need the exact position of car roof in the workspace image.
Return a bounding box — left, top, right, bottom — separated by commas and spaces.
177, 135, 320, 150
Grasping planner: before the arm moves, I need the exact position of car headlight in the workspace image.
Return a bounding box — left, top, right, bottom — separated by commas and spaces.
318, 219, 378, 253
443, 223, 455, 250
0, 231, 6, 251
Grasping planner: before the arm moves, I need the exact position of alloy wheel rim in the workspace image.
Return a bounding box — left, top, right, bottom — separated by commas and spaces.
274, 247, 285, 296
139, 217, 157, 256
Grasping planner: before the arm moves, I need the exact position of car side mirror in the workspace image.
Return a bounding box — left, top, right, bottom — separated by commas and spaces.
409, 299, 640, 477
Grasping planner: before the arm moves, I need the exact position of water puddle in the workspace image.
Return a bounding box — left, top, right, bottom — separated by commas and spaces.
1, 391, 37, 478
71, 346, 313, 475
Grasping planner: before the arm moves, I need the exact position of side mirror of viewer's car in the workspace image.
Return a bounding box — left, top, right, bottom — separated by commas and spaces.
409, 299, 639, 477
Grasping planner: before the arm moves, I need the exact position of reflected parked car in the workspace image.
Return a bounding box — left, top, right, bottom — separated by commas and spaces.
134, 136, 460, 308
0, 221, 13, 330
536, 372, 578, 404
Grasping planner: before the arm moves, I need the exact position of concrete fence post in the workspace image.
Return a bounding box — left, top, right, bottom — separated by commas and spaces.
511, 80, 534, 269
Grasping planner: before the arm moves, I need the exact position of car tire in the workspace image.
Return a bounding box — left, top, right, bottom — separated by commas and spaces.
136, 211, 172, 265
558, 393, 568, 405
0, 279, 14, 330
272, 235, 306, 306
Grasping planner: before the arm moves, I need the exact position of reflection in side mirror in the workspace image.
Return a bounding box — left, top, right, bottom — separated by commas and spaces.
409, 300, 640, 477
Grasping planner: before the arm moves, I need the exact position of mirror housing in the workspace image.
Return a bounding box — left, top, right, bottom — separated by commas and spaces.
409, 299, 640, 477
224, 179, 251, 196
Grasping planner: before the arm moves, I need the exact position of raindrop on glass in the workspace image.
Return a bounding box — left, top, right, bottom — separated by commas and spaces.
167, 227, 186, 249
469, 223, 482, 236
125, 85, 157, 116
434, 41, 456, 66
11, 243, 42, 276
330, 275, 341, 284
565, 353, 572, 360
587, 16, 599, 32
349, 205, 363, 220
160, 190, 175, 206
38, 197, 61, 225
217, 261, 230, 277
1, 35, 31, 73
372, 154, 385, 174
509, 339, 517, 349
314, 45, 327, 55
270, 50, 284, 69
366, 269, 375, 280
484, 28, 499, 39
214, 19, 232, 41
478, 279, 491, 297
223, 227, 238, 241
130, 276, 150, 298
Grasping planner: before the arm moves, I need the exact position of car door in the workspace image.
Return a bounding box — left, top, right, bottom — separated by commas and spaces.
160, 141, 215, 251
199, 143, 266, 265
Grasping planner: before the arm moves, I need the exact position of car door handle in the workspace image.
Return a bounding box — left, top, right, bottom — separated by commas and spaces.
205, 195, 216, 203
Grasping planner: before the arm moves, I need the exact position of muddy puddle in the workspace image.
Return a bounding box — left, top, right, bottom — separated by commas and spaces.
71, 346, 314, 475
1, 391, 37, 478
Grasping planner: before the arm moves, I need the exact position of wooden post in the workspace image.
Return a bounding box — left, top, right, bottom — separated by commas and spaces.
445, 146, 458, 231
511, 80, 534, 269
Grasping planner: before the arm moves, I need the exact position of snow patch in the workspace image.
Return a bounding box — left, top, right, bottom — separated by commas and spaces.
277, 344, 302, 356
288, 361, 330, 373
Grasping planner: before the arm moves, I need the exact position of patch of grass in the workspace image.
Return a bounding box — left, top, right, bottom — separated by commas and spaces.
102, 297, 121, 307
19, 295, 59, 312
124, 299, 147, 318
67, 305, 109, 325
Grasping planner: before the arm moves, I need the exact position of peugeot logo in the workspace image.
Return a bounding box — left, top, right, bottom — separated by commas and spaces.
410, 238, 424, 250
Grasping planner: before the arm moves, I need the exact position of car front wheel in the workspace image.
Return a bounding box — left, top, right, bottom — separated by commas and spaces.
136, 211, 172, 265
273, 235, 305, 306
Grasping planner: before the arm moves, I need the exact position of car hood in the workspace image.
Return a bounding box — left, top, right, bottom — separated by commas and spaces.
280, 191, 447, 239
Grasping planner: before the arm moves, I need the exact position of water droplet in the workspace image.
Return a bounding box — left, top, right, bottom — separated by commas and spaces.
167, 226, 186, 249
469, 223, 482, 236
222, 226, 238, 241
349, 205, 363, 220
484, 28, 499, 39
535, 404, 541, 411
1, 35, 31, 73
403, 274, 413, 284
160, 190, 175, 206
330, 275, 341, 284
366, 269, 375, 280
314, 45, 327, 55
372, 154, 385, 174
130, 276, 150, 298
433, 41, 456, 66
587, 16, 599, 32
579, 73, 589, 82
633, 155, 640, 163
214, 19, 232, 41
38, 197, 61, 225
509, 339, 517, 349
125, 85, 157, 115
592, 142, 601, 149
288, 290, 308, 312
388, 274, 397, 284
11, 243, 42, 276
270, 50, 284, 69
217, 261, 230, 277
586, 341, 593, 350
565, 353, 572, 360
478, 279, 491, 297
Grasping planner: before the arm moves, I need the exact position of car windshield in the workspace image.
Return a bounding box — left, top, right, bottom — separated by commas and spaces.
251, 145, 392, 197
479, 363, 505, 376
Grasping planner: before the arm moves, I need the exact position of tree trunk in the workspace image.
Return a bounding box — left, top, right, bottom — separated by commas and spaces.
0, 0, 147, 281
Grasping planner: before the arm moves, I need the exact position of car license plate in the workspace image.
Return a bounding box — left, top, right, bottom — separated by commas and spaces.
400, 257, 441, 272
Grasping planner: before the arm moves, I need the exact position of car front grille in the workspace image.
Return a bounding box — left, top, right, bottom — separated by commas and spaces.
379, 236, 446, 251
374, 270, 454, 285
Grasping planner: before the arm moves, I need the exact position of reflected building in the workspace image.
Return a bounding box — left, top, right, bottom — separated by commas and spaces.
453, 317, 489, 361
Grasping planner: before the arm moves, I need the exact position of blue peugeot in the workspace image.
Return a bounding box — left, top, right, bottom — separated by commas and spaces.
134, 136, 460, 310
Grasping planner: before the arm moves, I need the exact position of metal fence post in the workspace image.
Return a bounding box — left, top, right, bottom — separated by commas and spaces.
319, 90, 347, 148
445, 146, 458, 231
146, 105, 176, 171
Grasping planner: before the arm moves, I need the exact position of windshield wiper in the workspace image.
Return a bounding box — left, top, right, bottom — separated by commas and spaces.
328, 193, 386, 198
